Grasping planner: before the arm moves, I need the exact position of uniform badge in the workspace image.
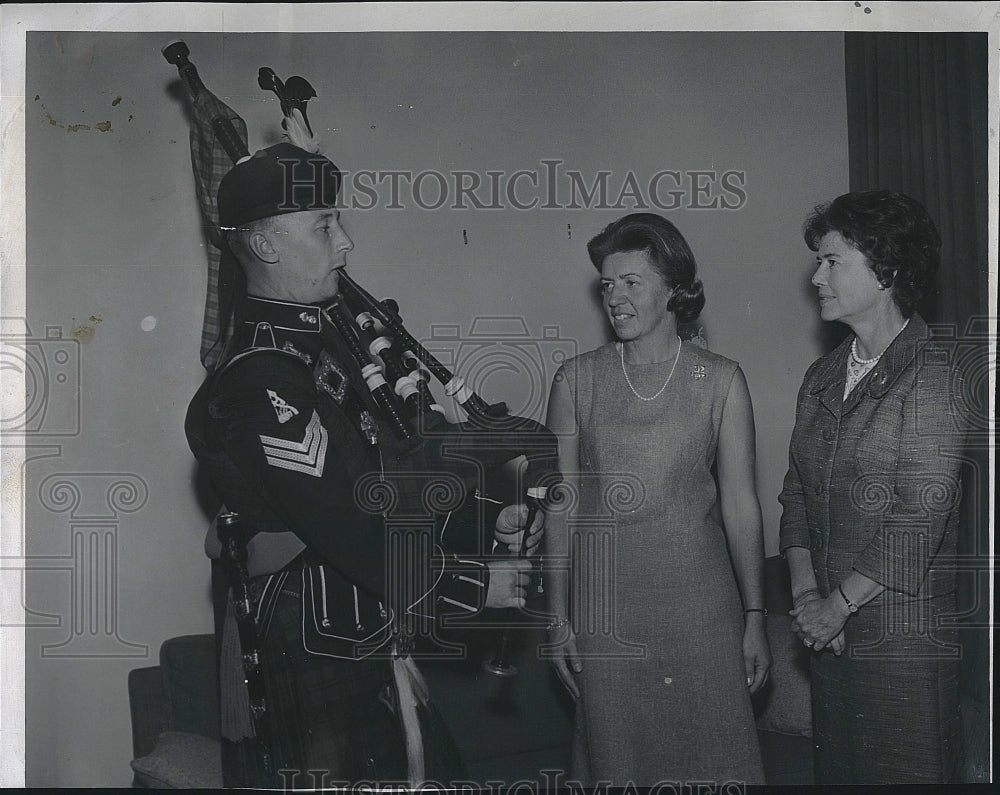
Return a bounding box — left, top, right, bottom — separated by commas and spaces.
267, 389, 300, 424
314, 351, 348, 404
282, 340, 312, 365
692, 365, 706, 379
259, 410, 328, 478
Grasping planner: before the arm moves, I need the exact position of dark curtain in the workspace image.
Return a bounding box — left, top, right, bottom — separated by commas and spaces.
845, 32, 989, 328
844, 32, 991, 771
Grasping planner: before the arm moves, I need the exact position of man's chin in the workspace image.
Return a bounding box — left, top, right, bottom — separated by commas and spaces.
307, 285, 340, 306
321, 273, 343, 303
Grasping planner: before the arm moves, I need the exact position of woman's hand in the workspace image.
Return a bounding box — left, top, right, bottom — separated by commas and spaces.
789, 594, 850, 651
549, 625, 582, 699
743, 618, 771, 694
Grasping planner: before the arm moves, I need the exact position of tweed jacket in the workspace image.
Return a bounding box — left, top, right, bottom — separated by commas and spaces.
778, 315, 966, 601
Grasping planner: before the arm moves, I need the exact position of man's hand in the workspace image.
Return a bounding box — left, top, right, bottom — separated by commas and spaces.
493, 503, 544, 556
485, 558, 532, 609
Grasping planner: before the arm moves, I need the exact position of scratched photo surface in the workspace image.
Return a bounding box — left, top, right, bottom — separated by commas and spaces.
5, 9, 995, 788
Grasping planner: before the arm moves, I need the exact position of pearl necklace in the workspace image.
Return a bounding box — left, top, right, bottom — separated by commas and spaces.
850, 318, 910, 365
619, 337, 682, 401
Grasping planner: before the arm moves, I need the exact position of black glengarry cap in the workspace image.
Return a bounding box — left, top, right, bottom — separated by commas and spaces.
217, 142, 342, 230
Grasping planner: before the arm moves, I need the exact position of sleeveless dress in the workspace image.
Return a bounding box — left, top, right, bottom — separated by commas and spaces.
563, 341, 764, 787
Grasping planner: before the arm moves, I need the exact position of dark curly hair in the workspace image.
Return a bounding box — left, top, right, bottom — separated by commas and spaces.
803, 191, 941, 318
587, 212, 705, 323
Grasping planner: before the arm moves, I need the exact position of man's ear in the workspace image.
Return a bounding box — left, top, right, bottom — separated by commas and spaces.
248, 230, 279, 264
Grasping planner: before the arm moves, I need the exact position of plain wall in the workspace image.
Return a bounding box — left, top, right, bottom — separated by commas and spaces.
23, 31, 848, 786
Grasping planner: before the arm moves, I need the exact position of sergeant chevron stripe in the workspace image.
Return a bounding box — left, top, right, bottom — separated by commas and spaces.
259, 410, 328, 477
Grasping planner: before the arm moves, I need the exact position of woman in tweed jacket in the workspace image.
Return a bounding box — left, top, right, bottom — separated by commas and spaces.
778, 191, 966, 784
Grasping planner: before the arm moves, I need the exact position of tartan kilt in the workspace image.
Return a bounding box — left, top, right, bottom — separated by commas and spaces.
227, 567, 466, 788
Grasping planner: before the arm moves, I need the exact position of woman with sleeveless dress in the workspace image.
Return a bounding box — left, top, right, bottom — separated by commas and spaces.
544, 213, 769, 787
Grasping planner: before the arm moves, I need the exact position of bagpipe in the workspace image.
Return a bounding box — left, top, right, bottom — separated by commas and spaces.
163, 42, 561, 676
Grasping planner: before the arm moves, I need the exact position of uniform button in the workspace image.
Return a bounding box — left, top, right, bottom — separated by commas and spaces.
822, 427, 836, 442
663, 677, 673, 685
813, 537, 824, 551
815, 484, 824, 495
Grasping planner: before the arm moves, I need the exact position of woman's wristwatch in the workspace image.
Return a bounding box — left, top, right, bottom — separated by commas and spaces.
838, 584, 859, 614
546, 616, 571, 632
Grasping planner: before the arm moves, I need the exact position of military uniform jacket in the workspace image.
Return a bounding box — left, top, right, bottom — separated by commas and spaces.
778, 314, 967, 601
186, 295, 491, 657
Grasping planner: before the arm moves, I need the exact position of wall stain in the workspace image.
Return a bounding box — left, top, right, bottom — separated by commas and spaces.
38, 97, 114, 133
112, 96, 122, 107
71, 315, 102, 344
41, 105, 112, 133
71, 324, 96, 344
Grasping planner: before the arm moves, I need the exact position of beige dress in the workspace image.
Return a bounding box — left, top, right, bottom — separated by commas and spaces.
563, 342, 764, 787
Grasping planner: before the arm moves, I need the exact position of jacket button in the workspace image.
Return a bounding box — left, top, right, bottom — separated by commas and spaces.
822, 427, 836, 442
815, 483, 824, 495
812, 537, 824, 551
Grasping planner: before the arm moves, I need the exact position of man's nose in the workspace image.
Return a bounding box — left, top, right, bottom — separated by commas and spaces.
334, 226, 354, 253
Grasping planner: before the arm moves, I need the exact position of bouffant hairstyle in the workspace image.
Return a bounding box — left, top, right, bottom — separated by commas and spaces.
587, 213, 706, 324
803, 191, 941, 318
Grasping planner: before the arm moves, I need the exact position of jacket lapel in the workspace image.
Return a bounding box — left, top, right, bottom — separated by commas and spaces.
807, 336, 851, 417
842, 314, 927, 414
